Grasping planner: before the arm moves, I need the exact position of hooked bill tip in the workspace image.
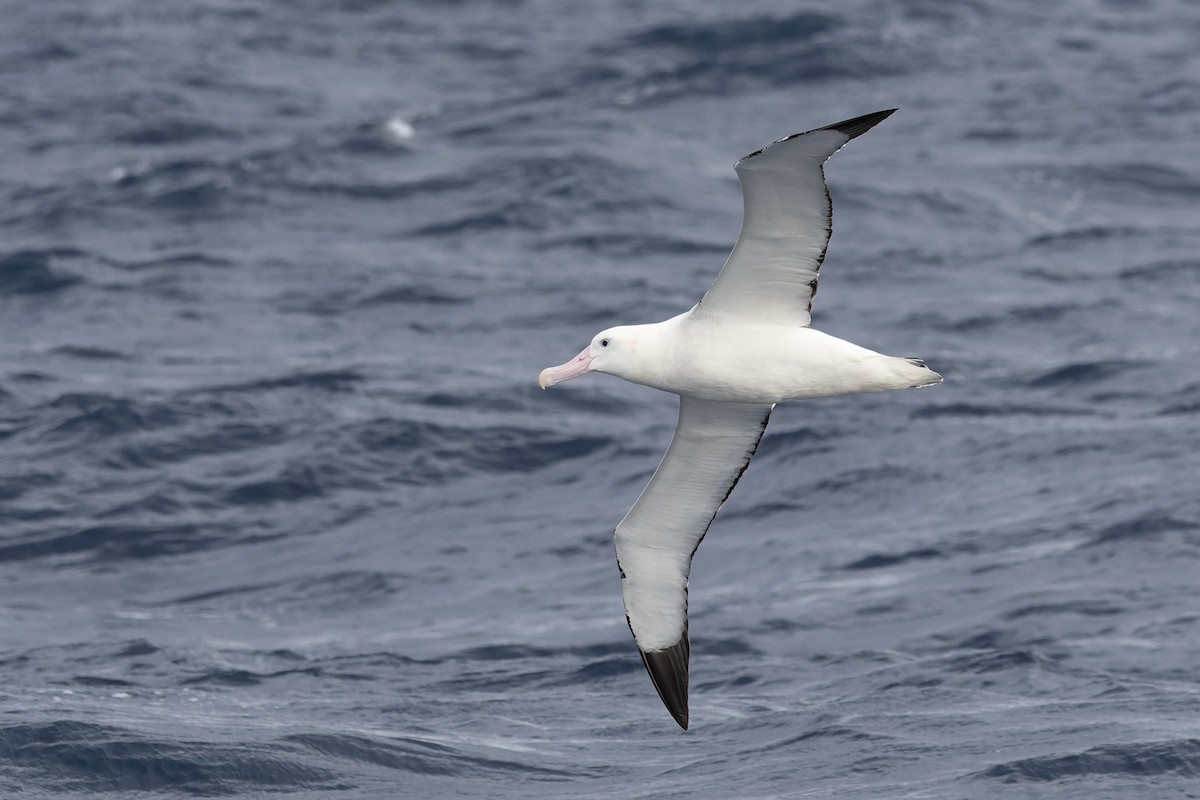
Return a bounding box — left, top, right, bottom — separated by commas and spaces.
538, 347, 592, 390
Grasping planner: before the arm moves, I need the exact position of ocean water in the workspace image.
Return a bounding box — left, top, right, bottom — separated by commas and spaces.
2, 0, 1199, 796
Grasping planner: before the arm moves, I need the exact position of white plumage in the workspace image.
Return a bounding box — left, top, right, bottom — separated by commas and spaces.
538, 109, 940, 729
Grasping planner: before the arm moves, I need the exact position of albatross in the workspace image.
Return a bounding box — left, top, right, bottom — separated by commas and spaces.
537, 109, 940, 729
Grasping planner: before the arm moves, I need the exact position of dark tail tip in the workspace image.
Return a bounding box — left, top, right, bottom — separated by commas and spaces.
639, 634, 690, 730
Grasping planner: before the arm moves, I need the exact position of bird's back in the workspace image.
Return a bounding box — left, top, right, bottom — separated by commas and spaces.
659, 316, 939, 403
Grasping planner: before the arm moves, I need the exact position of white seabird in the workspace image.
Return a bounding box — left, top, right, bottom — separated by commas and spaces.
538, 110, 940, 729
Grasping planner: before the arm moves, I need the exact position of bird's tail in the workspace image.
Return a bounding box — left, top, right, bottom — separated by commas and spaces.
901, 357, 942, 388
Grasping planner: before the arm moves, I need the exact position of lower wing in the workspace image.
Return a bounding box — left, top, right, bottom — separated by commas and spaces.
614, 396, 772, 728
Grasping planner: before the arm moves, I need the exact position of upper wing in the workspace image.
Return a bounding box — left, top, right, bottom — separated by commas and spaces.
698, 109, 896, 327
614, 396, 772, 729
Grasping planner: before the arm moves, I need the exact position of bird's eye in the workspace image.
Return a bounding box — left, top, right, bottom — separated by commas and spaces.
600, 338, 609, 348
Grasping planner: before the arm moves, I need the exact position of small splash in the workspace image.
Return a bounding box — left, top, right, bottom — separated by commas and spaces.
385, 115, 415, 141
108, 160, 150, 184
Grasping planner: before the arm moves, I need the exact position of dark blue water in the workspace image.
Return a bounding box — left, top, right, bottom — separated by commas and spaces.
2, 0, 1199, 796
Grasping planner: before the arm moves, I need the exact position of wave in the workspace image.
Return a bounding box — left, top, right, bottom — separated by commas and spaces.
977, 739, 1200, 782
0, 521, 241, 563
346, 418, 616, 486
111, 421, 287, 469
49, 345, 128, 361
113, 117, 234, 147
843, 546, 946, 571
160, 570, 407, 614
1159, 382, 1200, 416
1027, 360, 1142, 389
910, 402, 1098, 419
914, 302, 1090, 334
222, 464, 349, 506
1086, 513, 1199, 547
39, 392, 188, 443
0, 248, 85, 294
281, 731, 579, 780
196, 369, 366, 395
1120, 258, 1200, 282
535, 233, 728, 258
598, 11, 919, 104
0, 720, 344, 795
1036, 163, 1200, 201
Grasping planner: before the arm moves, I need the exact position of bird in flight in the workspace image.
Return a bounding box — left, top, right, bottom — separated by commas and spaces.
538, 110, 940, 729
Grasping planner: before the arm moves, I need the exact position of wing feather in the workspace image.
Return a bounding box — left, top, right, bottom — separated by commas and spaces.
698, 109, 896, 327
614, 397, 772, 728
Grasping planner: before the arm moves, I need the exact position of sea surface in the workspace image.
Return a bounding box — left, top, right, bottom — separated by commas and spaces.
2, 0, 1199, 797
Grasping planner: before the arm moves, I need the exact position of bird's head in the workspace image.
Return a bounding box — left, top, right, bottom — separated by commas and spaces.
538, 326, 640, 389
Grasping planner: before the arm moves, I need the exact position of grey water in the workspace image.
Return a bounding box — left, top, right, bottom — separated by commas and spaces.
2, 0, 1199, 797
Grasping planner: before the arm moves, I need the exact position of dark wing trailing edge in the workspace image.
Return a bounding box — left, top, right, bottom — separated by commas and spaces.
614, 398, 772, 729
699, 109, 897, 327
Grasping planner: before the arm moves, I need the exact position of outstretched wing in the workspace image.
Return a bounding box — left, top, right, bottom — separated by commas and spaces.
699, 109, 896, 327
614, 397, 772, 729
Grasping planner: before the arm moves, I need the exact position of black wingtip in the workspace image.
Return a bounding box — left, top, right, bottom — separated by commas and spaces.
821, 108, 897, 140
737, 109, 897, 163
639, 633, 690, 730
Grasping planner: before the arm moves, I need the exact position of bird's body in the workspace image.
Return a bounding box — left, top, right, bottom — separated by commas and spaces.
595, 312, 939, 403
538, 109, 940, 729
